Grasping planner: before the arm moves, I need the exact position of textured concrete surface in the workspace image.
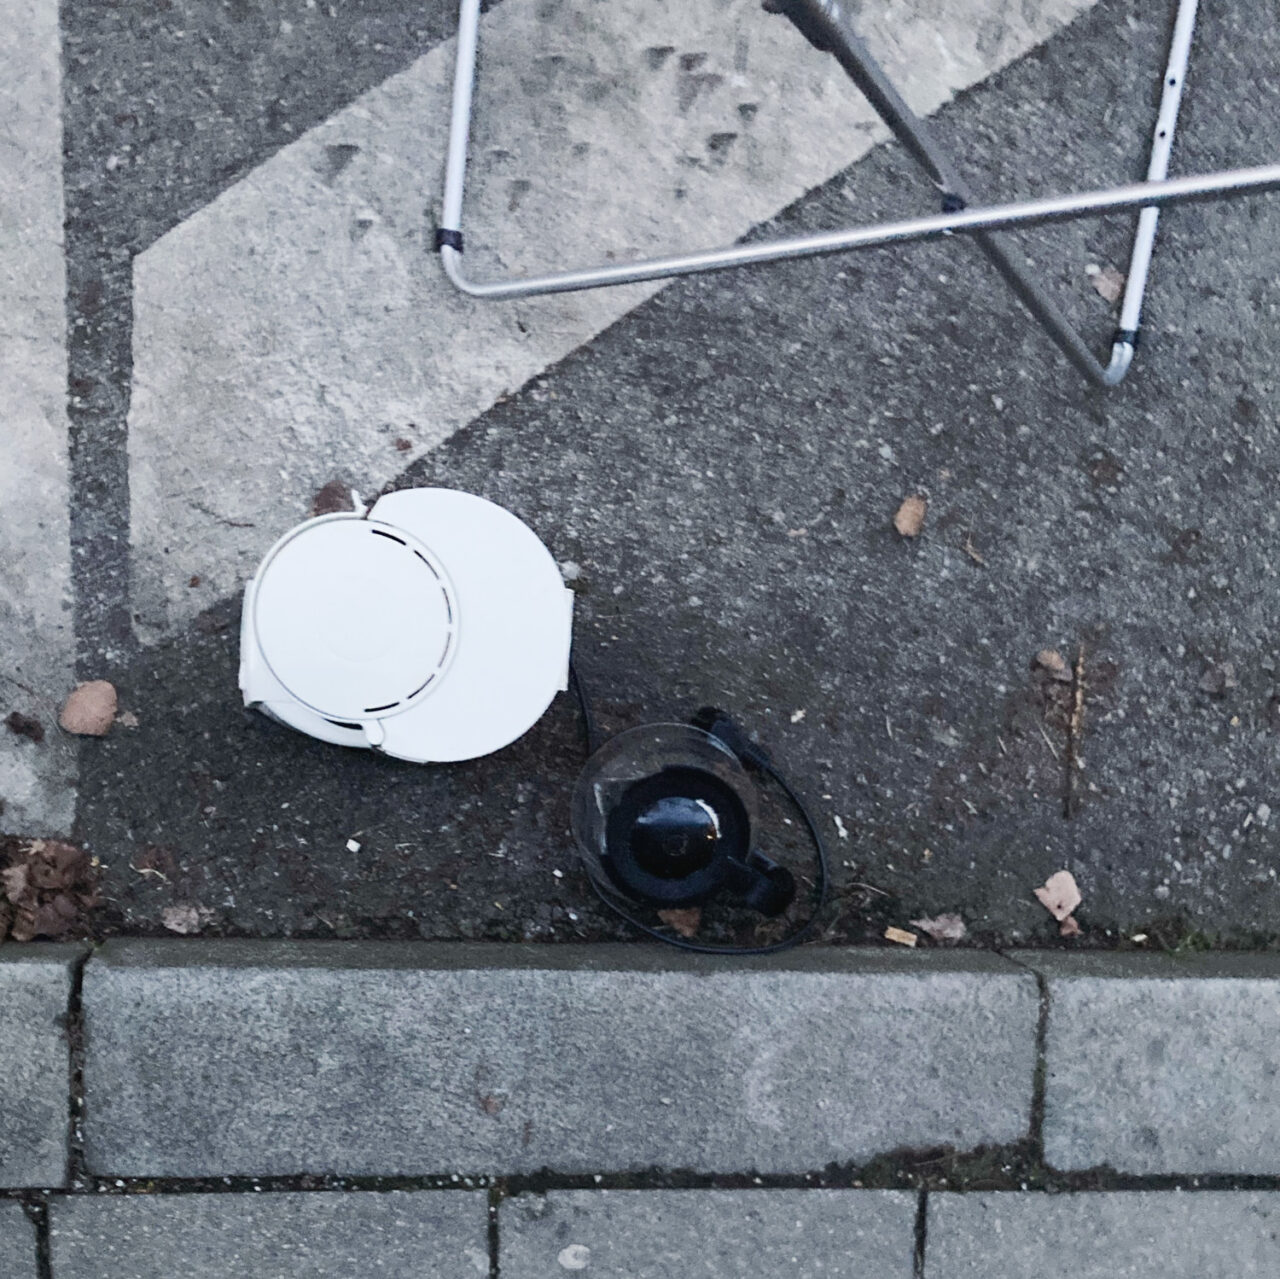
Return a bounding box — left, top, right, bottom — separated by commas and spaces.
927, 1191, 1280, 1277
0, 1203, 38, 1279
56, 0, 1280, 945
126, 0, 1095, 643
80, 940, 1037, 1177
500, 1189, 917, 1279
1014, 951, 1280, 1174
0, 946, 79, 1188
48, 1191, 490, 1279
0, 0, 75, 834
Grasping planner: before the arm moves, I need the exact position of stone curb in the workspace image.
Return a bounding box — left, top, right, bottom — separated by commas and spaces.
3, 942, 1280, 1185
80, 941, 1038, 1178
0, 945, 84, 1189
1010, 951, 1280, 1175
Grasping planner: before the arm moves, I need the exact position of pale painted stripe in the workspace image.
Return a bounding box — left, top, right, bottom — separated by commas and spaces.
129, 0, 1098, 640
0, 0, 75, 831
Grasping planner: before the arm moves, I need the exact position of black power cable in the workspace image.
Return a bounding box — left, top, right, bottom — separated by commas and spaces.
568, 656, 830, 955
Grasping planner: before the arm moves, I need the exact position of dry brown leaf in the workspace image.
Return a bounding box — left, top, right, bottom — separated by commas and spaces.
1088, 264, 1126, 304
59, 680, 118, 736
1033, 649, 1073, 683
1034, 870, 1082, 922
161, 904, 214, 935
657, 907, 702, 939
1059, 915, 1082, 938
910, 912, 967, 943
884, 925, 918, 947
1, 863, 29, 905
893, 495, 927, 538
0, 836, 99, 943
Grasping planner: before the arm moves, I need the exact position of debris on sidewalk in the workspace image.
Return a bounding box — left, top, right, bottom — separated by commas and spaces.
0, 837, 100, 943
5, 710, 44, 742
1086, 262, 1126, 303
910, 912, 967, 943
558, 1244, 591, 1271
1034, 870, 1083, 937
1033, 649, 1073, 683
884, 925, 918, 947
893, 494, 927, 538
161, 904, 216, 935
59, 680, 118, 736
657, 907, 702, 938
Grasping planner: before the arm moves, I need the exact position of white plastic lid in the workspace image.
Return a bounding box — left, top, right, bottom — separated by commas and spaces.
252, 517, 458, 723
241, 489, 573, 762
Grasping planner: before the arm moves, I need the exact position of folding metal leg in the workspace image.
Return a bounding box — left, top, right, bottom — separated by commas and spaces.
436, 0, 1280, 386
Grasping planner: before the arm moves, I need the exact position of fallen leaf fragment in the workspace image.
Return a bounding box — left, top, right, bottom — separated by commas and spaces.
1, 863, 30, 905
59, 680, 118, 736
893, 495, 927, 538
161, 904, 215, 935
1034, 870, 1082, 922
1059, 915, 1082, 938
910, 912, 967, 943
657, 907, 702, 939
1033, 649, 1072, 683
884, 925, 918, 947
0, 837, 100, 943
1086, 263, 1126, 303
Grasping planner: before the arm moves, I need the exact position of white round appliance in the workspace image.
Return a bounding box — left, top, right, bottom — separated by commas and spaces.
238, 487, 574, 762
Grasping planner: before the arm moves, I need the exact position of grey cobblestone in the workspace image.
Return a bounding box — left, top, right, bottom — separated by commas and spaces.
48, 1191, 490, 1279
1011, 952, 1280, 1173
499, 1189, 917, 1279
0, 1202, 38, 1279
81, 940, 1038, 1178
927, 1191, 1280, 1277
0, 946, 79, 1188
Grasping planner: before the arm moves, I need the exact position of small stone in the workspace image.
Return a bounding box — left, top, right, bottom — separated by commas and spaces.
346, 839, 361, 854
559, 561, 582, 583
59, 681, 118, 736
1258, 804, 1272, 828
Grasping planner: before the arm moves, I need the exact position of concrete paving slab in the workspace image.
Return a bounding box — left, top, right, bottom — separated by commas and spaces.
0, 0, 75, 834
125, 0, 1096, 644
0, 1202, 38, 1279
927, 1191, 1280, 1278
1012, 951, 1280, 1174
0, 945, 80, 1189
80, 940, 1038, 1178
48, 1191, 490, 1279
500, 1189, 916, 1279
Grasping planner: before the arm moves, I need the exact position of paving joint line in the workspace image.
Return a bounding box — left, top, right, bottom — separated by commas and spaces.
912, 1188, 927, 1279
10, 1166, 1280, 1200
64, 948, 89, 1190
17, 1198, 52, 1279
487, 1183, 502, 1279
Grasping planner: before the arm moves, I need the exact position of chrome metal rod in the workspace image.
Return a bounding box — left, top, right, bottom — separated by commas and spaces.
436, 0, 1277, 387
441, 162, 1280, 299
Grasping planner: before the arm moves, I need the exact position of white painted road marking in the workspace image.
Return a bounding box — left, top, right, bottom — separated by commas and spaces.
0, 0, 75, 832
129, 0, 1098, 641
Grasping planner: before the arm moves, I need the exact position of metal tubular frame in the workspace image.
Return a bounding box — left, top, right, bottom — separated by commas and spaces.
437, 0, 1280, 385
